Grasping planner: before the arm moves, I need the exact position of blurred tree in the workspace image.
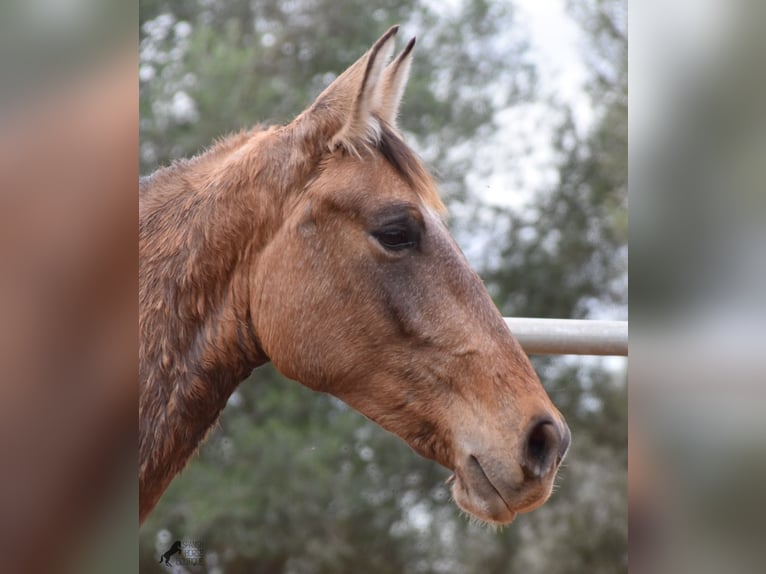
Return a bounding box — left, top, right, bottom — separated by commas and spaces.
483, 0, 628, 571
139, 0, 627, 572
487, 0, 627, 320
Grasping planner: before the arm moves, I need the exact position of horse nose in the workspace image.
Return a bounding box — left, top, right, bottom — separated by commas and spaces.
521, 417, 571, 479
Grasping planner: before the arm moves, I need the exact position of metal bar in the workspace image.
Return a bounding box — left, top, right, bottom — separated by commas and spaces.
504, 318, 628, 356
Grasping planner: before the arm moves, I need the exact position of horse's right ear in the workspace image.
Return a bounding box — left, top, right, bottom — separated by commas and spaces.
295, 26, 401, 155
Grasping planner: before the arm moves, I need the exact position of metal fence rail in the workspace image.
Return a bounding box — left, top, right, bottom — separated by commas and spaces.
504, 318, 628, 356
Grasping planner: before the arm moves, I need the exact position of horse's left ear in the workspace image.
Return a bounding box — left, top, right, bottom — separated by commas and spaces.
296, 26, 415, 154
374, 36, 416, 128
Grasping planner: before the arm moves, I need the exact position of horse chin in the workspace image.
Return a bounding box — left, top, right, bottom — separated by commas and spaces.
449, 455, 554, 525
451, 478, 517, 525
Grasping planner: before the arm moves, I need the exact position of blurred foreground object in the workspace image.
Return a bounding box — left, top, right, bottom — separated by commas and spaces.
0, 39, 137, 574
631, 1, 766, 572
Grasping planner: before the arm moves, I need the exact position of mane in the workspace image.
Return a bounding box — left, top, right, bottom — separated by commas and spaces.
141, 121, 446, 217
375, 121, 446, 215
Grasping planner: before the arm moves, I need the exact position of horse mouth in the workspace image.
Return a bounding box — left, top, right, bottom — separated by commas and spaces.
449, 455, 552, 525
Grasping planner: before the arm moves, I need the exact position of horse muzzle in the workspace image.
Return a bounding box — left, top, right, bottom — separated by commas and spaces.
450, 418, 571, 524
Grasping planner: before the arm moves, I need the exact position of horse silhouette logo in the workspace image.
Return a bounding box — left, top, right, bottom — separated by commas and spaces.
159, 540, 182, 565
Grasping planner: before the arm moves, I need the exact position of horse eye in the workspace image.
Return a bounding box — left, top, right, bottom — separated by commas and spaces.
373, 226, 417, 251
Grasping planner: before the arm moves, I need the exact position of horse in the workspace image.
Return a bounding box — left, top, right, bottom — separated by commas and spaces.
139, 26, 570, 527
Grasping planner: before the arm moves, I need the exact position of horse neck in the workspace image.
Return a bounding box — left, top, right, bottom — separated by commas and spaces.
139, 122, 320, 521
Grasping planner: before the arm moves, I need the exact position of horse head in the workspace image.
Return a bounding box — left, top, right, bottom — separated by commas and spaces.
251, 27, 570, 524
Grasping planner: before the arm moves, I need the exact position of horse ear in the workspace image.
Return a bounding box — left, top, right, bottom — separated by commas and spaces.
301, 26, 399, 154
374, 36, 416, 128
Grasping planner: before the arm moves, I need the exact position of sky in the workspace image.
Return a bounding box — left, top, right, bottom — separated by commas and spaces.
515, 0, 590, 119
470, 0, 592, 211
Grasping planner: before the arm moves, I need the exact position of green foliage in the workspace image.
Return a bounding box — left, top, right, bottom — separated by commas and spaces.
139, 0, 627, 572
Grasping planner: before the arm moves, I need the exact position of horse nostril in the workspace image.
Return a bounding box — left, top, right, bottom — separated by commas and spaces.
522, 419, 564, 479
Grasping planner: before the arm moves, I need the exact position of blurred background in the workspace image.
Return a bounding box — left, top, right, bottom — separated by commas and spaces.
139, 1, 627, 572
